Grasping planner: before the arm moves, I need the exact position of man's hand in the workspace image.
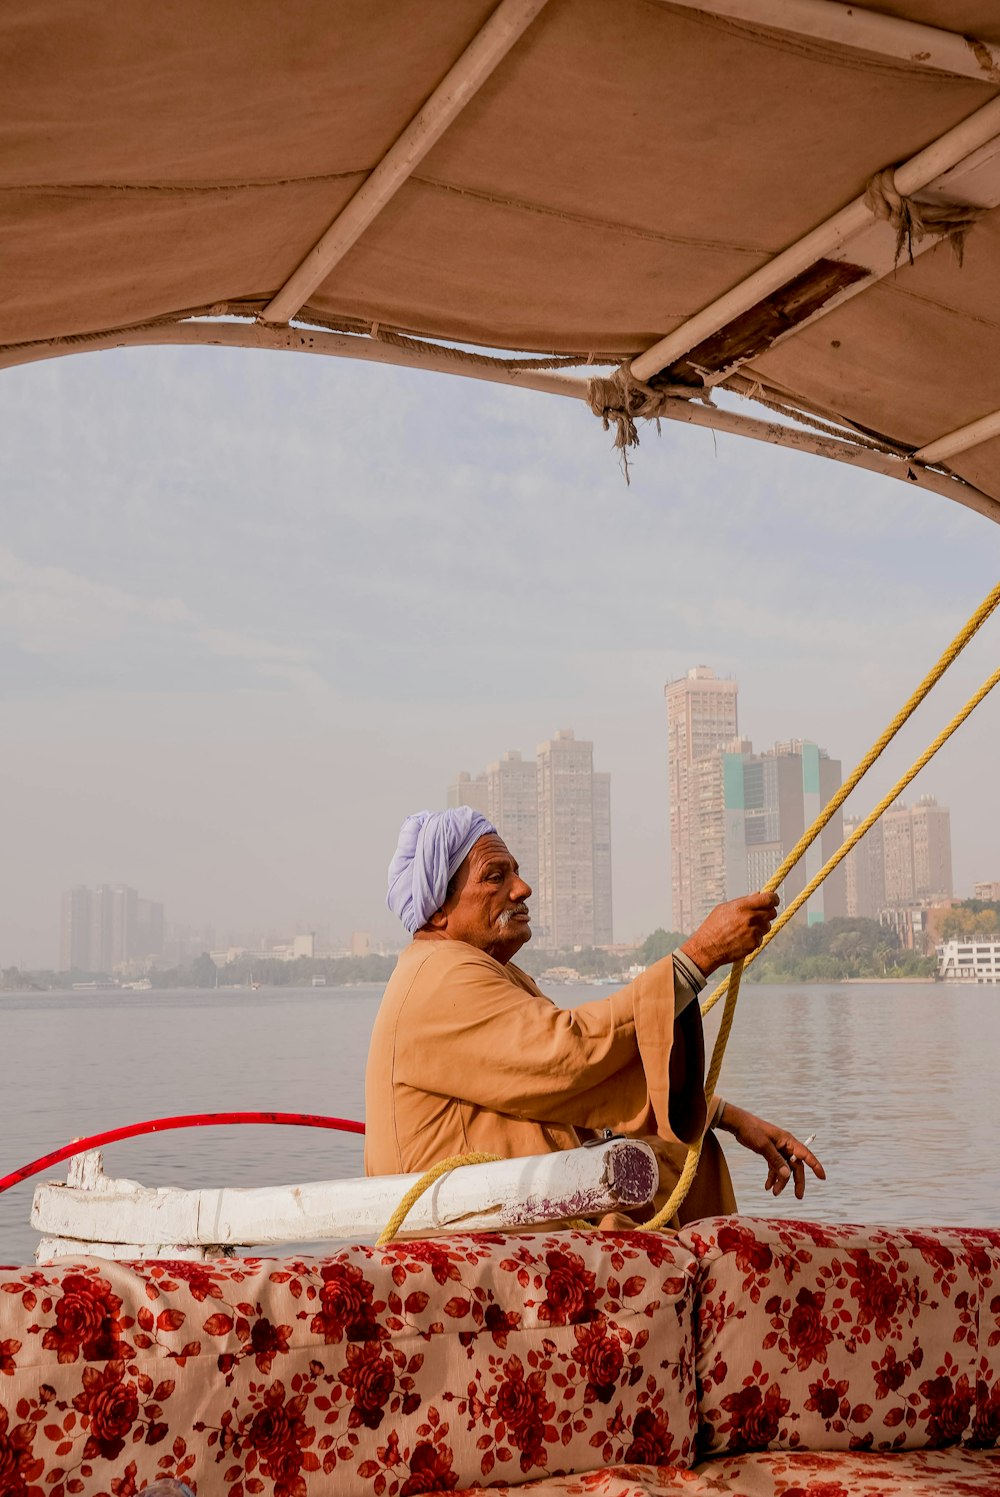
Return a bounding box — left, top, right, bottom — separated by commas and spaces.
717, 1103, 826, 1199
681, 891, 779, 977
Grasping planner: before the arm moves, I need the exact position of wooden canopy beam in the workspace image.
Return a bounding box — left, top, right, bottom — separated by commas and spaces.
629, 94, 1000, 386
915, 406, 1000, 464
261, 0, 551, 326
1, 315, 997, 523
658, 0, 1000, 84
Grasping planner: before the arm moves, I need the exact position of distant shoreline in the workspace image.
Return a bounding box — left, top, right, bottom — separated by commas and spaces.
840, 976, 937, 984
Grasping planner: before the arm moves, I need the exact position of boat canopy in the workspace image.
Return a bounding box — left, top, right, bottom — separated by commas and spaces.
4, 0, 1000, 520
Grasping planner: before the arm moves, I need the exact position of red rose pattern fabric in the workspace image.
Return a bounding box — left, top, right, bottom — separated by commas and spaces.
680, 1218, 1000, 1458
0, 1230, 698, 1496
441, 1448, 1000, 1495
1, 1220, 999, 1496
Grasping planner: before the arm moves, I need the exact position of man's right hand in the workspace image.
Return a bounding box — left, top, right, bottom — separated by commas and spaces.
680, 891, 779, 977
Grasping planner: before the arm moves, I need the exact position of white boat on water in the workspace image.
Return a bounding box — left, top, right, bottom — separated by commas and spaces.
2, 2, 1000, 1492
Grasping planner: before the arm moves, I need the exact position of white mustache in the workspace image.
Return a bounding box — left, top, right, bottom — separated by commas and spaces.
496, 904, 530, 927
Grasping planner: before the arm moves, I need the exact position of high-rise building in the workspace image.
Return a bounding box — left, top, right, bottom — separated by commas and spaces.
883, 797, 953, 906
486, 750, 538, 895
910, 796, 953, 903
844, 817, 886, 918
680, 733, 846, 928
774, 740, 846, 923
536, 729, 610, 949
665, 667, 739, 932
447, 771, 490, 815
60, 885, 92, 971
592, 771, 614, 946
90, 883, 115, 972
60, 883, 166, 972
111, 885, 138, 967
450, 735, 612, 948
136, 899, 165, 960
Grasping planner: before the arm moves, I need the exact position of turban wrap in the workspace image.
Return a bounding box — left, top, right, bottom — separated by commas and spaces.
387, 808, 497, 933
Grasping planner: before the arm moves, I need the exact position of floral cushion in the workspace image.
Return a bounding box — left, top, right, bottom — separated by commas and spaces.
959, 1229, 1000, 1447
444, 1448, 1000, 1495
0, 1229, 699, 1497
679, 1218, 1000, 1458
687, 1448, 1000, 1495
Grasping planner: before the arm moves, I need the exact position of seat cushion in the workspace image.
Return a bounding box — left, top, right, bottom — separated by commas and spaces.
678, 1218, 1000, 1456
0, 1228, 699, 1495
443, 1448, 1000, 1494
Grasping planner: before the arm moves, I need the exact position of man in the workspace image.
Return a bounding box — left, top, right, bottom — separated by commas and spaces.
366, 807, 824, 1225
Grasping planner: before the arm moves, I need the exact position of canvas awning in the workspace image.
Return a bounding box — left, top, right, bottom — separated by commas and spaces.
4, 0, 1000, 521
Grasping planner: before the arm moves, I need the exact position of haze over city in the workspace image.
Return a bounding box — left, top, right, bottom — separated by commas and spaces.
2, 346, 997, 969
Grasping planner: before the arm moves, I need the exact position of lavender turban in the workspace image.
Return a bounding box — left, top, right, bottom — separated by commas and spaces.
387, 808, 497, 933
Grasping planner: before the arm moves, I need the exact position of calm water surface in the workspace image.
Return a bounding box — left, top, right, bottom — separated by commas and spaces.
1, 981, 996, 1264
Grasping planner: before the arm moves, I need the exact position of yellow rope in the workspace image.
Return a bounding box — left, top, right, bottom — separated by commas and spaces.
703, 662, 1000, 1015
376, 1153, 501, 1246
380, 583, 1000, 1242
734, 576, 1000, 929
649, 660, 1000, 1229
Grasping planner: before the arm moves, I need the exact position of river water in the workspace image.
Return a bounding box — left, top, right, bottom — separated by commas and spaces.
1, 981, 996, 1265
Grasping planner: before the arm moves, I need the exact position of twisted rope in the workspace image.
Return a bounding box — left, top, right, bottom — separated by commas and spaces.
734, 379, 912, 458
380, 582, 1000, 1239
702, 662, 1000, 1019
587, 363, 712, 479
376, 1153, 501, 1246
647, 579, 1000, 1226
865, 167, 984, 268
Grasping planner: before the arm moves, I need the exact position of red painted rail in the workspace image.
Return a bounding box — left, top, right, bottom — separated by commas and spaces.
0, 1111, 366, 1196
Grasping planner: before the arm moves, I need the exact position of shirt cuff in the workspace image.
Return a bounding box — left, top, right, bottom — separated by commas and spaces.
671, 950, 706, 1017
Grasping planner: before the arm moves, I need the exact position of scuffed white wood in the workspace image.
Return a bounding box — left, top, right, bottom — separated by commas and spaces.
36, 1236, 223, 1263
66, 1149, 104, 1189
31, 1139, 659, 1254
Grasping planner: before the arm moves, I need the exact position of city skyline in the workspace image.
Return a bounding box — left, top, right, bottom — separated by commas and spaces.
2, 344, 998, 971
49, 735, 959, 973
667, 666, 848, 929
844, 796, 954, 919
664, 665, 960, 933
449, 729, 613, 949
59, 882, 164, 973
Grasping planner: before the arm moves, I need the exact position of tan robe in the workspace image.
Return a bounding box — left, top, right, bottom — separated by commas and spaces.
365, 939, 736, 1226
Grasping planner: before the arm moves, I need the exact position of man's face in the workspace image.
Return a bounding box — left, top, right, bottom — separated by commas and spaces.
425, 834, 533, 963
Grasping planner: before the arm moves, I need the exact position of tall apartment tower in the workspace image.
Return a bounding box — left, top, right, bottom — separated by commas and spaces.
844, 817, 886, 918
447, 771, 490, 815
61, 883, 165, 972
486, 751, 539, 895
592, 772, 614, 945
111, 885, 139, 967
536, 729, 602, 949
60, 885, 92, 971
718, 739, 846, 925
883, 797, 953, 905
666, 667, 739, 932
90, 883, 115, 972
910, 796, 953, 902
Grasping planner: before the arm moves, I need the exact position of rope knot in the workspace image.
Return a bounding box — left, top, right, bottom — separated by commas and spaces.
864, 166, 983, 267
586, 362, 712, 479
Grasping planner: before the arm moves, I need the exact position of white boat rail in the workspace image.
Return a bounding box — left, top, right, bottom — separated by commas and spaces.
31, 1137, 659, 1261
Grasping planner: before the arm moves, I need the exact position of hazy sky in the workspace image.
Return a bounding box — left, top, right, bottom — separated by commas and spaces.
1, 344, 997, 967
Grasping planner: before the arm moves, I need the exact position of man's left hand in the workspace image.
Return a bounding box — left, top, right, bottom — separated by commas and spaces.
716, 1103, 826, 1199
